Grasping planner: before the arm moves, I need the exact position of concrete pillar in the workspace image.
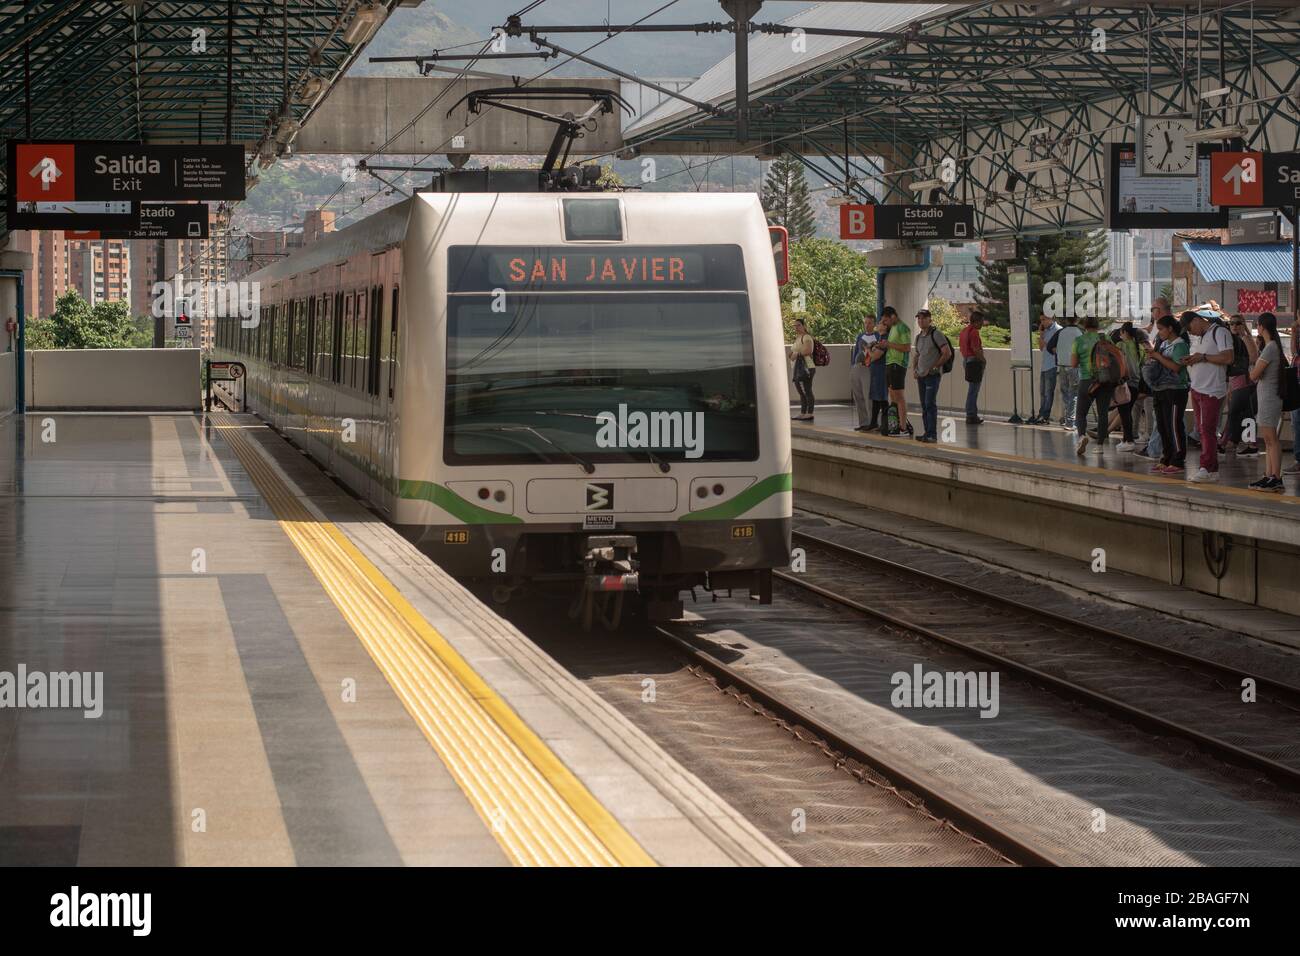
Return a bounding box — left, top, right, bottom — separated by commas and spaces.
874, 150, 930, 335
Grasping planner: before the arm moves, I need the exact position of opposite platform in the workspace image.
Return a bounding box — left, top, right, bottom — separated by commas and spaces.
792, 404, 1300, 619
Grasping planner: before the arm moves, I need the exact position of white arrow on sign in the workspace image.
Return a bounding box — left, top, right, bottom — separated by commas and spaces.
1220, 156, 1257, 196
28, 156, 62, 191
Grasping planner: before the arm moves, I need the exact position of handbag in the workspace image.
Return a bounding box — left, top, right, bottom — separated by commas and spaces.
1113, 381, 1131, 405
964, 356, 986, 383
1281, 363, 1300, 413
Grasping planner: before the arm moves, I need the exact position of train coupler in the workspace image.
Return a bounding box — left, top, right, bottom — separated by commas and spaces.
583, 536, 640, 593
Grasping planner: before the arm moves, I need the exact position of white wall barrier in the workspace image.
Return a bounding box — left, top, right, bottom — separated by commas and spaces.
0, 351, 14, 417
25, 348, 202, 411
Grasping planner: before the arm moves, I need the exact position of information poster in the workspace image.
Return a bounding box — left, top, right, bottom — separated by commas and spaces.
1007, 265, 1032, 368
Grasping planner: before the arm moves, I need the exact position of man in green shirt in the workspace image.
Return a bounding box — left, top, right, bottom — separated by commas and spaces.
879, 306, 912, 436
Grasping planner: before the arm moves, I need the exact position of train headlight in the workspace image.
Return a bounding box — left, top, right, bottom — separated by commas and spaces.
448, 480, 515, 515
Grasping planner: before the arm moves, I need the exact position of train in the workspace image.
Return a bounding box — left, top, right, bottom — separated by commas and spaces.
211, 180, 791, 627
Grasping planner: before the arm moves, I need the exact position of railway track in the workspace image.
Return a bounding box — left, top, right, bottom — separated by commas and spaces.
781, 525, 1300, 791
647, 624, 1062, 866
510, 600, 1057, 866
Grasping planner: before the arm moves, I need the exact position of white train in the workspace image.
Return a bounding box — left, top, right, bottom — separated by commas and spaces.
213, 185, 791, 625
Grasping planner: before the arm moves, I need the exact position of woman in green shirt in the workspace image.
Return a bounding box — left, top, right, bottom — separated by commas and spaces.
1144, 314, 1190, 474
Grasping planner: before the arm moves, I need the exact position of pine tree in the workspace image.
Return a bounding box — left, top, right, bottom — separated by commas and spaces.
760, 154, 817, 241
972, 230, 1110, 327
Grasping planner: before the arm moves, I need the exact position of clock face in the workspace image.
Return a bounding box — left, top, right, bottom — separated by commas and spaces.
1139, 116, 1197, 177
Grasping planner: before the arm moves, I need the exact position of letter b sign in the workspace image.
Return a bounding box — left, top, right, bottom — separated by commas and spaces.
839, 204, 874, 240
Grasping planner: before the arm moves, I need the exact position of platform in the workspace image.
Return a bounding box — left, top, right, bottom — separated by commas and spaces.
0, 411, 790, 867
792, 404, 1300, 618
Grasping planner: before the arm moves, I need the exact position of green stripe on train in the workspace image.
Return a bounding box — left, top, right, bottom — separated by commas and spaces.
398, 479, 524, 525
678, 473, 792, 522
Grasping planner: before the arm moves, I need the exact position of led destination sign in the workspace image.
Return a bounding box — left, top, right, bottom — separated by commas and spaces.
448, 245, 745, 292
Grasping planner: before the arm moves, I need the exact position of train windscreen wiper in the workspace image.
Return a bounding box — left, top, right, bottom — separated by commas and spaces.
527, 408, 670, 473
497, 425, 595, 475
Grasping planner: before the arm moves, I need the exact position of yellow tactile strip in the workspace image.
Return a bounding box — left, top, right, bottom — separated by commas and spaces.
210, 413, 655, 867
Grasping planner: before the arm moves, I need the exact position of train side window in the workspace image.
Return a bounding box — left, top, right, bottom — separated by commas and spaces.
369, 285, 382, 397
305, 297, 317, 374
332, 292, 343, 383
356, 288, 369, 393
292, 298, 307, 370
388, 286, 399, 400
343, 293, 355, 388
267, 306, 276, 363
279, 304, 290, 366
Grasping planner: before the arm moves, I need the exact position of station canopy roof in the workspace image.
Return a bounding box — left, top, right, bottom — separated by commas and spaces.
0, 2, 409, 159
622, 2, 1300, 177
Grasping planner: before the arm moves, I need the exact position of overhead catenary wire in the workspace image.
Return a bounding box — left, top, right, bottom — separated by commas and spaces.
316, 0, 684, 226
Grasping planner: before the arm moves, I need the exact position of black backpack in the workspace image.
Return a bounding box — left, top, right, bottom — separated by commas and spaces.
930, 328, 955, 374
1046, 327, 1062, 355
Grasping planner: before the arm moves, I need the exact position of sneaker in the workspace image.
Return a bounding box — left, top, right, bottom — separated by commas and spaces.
854, 425, 870, 432
1284, 461, 1300, 475
1134, 449, 1152, 459
1188, 467, 1218, 482
916, 435, 937, 444
1116, 442, 1136, 453
1238, 445, 1260, 458
1025, 416, 1041, 425
966, 417, 984, 425
864, 423, 879, 433
1266, 476, 1285, 492
1249, 476, 1273, 489
1075, 434, 1089, 456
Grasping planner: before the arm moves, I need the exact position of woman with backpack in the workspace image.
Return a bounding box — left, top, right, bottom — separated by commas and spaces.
1110, 323, 1143, 452
1143, 314, 1190, 475
789, 318, 817, 422
1220, 315, 1260, 458
1248, 312, 1286, 491
1070, 315, 1128, 456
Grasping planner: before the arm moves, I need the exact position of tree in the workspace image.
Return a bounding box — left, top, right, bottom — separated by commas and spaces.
972, 230, 1109, 327
930, 297, 1011, 347
27, 291, 142, 349
781, 238, 876, 343
761, 154, 816, 241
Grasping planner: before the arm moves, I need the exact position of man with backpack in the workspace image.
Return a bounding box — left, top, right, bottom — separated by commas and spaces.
913, 308, 952, 444
1070, 315, 1127, 456
1028, 312, 1061, 425
1182, 307, 1235, 482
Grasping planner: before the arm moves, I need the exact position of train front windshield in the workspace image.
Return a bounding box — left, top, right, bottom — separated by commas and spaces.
444, 293, 759, 465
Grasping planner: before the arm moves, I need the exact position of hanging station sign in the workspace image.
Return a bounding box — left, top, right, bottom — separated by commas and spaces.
1210, 151, 1300, 208
839, 203, 974, 242
7, 139, 244, 206
64, 203, 210, 240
